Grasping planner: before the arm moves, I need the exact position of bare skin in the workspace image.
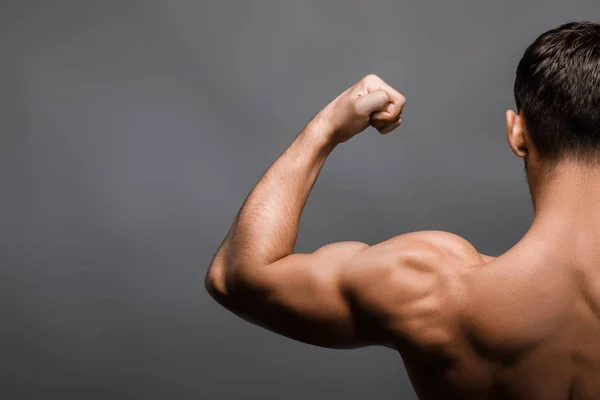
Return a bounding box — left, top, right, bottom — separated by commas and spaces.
206, 74, 600, 399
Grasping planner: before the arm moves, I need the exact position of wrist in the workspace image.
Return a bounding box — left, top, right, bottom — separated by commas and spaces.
303, 114, 339, 151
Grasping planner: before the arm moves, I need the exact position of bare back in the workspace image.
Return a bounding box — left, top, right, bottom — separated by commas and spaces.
375, 233, 600, 400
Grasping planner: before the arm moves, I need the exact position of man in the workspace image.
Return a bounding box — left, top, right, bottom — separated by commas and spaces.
205, 21, 600, 399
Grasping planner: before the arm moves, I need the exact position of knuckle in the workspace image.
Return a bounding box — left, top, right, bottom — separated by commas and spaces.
364, 73, 380, 83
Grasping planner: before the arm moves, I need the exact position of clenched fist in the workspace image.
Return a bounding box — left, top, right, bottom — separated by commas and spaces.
313, 74, 406, 144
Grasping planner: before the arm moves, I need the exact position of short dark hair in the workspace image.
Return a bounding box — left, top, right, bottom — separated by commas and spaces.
514, 21, 600, 164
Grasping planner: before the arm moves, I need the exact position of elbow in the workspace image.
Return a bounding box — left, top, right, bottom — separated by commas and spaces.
205, 262, 230, 303
205, 261, 265, 309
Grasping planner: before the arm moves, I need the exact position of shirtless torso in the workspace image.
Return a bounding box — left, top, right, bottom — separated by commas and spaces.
206, 72, 600, 399
376, 228, 600, 400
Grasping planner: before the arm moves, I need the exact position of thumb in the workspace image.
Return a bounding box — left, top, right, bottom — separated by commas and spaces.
354, 90, 390, 116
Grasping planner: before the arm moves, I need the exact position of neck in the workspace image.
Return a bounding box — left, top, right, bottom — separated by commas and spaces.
529, 163, 600, 242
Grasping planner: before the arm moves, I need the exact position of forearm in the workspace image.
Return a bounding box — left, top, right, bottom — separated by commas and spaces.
206, 74, 405, 301
208, 118, 336, 285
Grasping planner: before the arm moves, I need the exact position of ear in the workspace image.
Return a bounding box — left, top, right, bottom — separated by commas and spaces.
506, 110, 528, 158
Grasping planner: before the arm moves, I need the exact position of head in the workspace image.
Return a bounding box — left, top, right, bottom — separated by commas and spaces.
507, 21, 600, 182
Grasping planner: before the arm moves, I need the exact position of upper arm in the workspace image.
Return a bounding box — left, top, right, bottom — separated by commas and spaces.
209, 241, 373, 348
208, 231, 485, 352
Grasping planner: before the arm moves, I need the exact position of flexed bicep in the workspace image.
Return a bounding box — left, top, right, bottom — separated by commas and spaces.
207, 230, 485, 352
207, 241, 395, 349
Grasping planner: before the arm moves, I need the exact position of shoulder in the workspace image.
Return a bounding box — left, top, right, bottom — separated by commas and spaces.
341, 231, 486, 352
366, 230, 487, 269
342, 230, 486, 290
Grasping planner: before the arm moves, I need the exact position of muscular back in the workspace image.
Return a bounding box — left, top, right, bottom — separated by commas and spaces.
360, 232, 600, 400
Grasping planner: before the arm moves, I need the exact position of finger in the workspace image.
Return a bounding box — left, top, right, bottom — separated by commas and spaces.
377, 89, 406, 122
377, 116, 402, 135
368, 98, 405, 125
354, 90, 390, 116
371, 112, 400, 129
375, 78, 406, 113
371, 107, 399, 124
385, 86, 407, 116
363, 76, 406, 121
370, 119, 389, 131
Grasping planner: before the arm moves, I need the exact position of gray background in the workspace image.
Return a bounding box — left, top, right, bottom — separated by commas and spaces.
3, 1, 599, 399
